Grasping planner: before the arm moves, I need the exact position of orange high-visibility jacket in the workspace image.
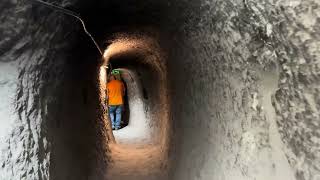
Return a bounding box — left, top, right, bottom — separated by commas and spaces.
107, 80, 125, 105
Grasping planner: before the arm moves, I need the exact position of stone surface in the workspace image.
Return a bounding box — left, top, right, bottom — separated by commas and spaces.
166, 0, 320, 180
0, 0, 108, 179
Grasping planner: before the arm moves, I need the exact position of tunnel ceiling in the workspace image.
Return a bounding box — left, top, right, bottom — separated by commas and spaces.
109, 53, 144, 68
73, 0, 186, 45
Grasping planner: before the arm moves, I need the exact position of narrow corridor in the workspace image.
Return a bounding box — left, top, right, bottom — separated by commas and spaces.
0, 0, 319, 180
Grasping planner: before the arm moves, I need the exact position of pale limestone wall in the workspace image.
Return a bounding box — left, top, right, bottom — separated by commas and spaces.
0, 1, 108, 179
167, 0, 319, 180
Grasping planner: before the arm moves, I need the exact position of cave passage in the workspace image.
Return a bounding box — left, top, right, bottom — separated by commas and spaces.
101, 35, 170, 180
0, 0, 319, 180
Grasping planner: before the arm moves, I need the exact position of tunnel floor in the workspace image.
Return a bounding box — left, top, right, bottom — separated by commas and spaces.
106, 143, 166, 180
108, 113, 165, 180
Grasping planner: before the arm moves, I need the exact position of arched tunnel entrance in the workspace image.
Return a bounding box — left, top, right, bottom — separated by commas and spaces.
0, 0, 320, 180
102, 37, 169, 145
100, 37, 170, 180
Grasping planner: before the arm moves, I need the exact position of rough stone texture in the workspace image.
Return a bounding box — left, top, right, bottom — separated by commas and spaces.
0, 0, 319, 180
272, 1, 320, 179
0, 0, 108, 179
167, 0, 320, 180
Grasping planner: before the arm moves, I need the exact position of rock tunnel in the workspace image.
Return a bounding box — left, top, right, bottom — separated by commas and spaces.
0, 0, 319, 180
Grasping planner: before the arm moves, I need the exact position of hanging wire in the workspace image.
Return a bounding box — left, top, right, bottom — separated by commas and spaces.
30, 1, 116, 134
30, 0, 103, 56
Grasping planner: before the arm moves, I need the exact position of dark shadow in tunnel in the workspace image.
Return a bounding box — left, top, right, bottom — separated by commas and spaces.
45, 42, 108, 179
120, 78, 130, 128
137, 71, 149, 100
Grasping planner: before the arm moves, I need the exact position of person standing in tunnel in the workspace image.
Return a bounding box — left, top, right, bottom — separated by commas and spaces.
107, 71, 125, 130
